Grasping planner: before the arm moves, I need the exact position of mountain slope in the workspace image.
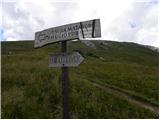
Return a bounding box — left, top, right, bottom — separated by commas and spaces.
1, 40, 159, 118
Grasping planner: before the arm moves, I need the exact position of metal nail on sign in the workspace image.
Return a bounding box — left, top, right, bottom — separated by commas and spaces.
34, 19, 101, 48
49, 52, 84, 67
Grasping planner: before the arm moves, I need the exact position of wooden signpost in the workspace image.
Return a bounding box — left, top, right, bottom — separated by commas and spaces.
34, 19, 101, 118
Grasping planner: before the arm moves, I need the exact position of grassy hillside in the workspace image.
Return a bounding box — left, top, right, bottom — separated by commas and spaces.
1, 40, 159, 118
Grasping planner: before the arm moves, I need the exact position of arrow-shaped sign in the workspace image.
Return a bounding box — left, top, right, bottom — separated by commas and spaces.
49, 52, 84, 67
35, 19, 101, 48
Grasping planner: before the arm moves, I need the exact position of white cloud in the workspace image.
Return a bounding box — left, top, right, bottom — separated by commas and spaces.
6, 37, 17, 41
2, 0, 79, 41
137, 28, 158, 46
103, 0, 158, 47
2, 0, 159, 47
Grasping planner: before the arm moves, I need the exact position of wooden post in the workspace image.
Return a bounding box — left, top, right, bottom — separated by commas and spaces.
61, 41, 69, 118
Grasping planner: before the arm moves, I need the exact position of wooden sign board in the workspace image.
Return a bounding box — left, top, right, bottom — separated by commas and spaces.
49, 52, 84, 67
35, 19, 101, 48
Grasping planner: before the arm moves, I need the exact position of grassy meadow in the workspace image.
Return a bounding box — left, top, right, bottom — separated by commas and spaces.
1, 40, 159, 118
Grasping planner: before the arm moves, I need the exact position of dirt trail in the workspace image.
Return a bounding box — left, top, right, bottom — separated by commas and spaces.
84, 79, 159, 114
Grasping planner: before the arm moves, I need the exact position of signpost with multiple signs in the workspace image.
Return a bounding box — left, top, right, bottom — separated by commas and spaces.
34, 19, 101, 118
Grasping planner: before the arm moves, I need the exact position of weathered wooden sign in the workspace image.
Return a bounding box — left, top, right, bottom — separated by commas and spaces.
49, 52, 84, 67
34, 19, 101, 48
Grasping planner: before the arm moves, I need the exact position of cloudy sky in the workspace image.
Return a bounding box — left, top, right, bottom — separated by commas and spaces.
0, 0, 159, 47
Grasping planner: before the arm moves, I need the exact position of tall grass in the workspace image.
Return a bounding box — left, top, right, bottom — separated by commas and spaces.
1, 41, 158, 118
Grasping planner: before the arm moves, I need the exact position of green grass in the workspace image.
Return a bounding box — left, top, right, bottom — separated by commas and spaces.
69, 76, 158, 119
1, 40, 159, 118
75, 58, 158, 105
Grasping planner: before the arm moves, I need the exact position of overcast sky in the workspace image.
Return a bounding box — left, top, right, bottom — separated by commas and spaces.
0, 0, 159, 47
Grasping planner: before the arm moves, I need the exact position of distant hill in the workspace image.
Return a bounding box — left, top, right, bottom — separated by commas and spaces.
1, 40, 159, 119
2, 40, 158, 66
